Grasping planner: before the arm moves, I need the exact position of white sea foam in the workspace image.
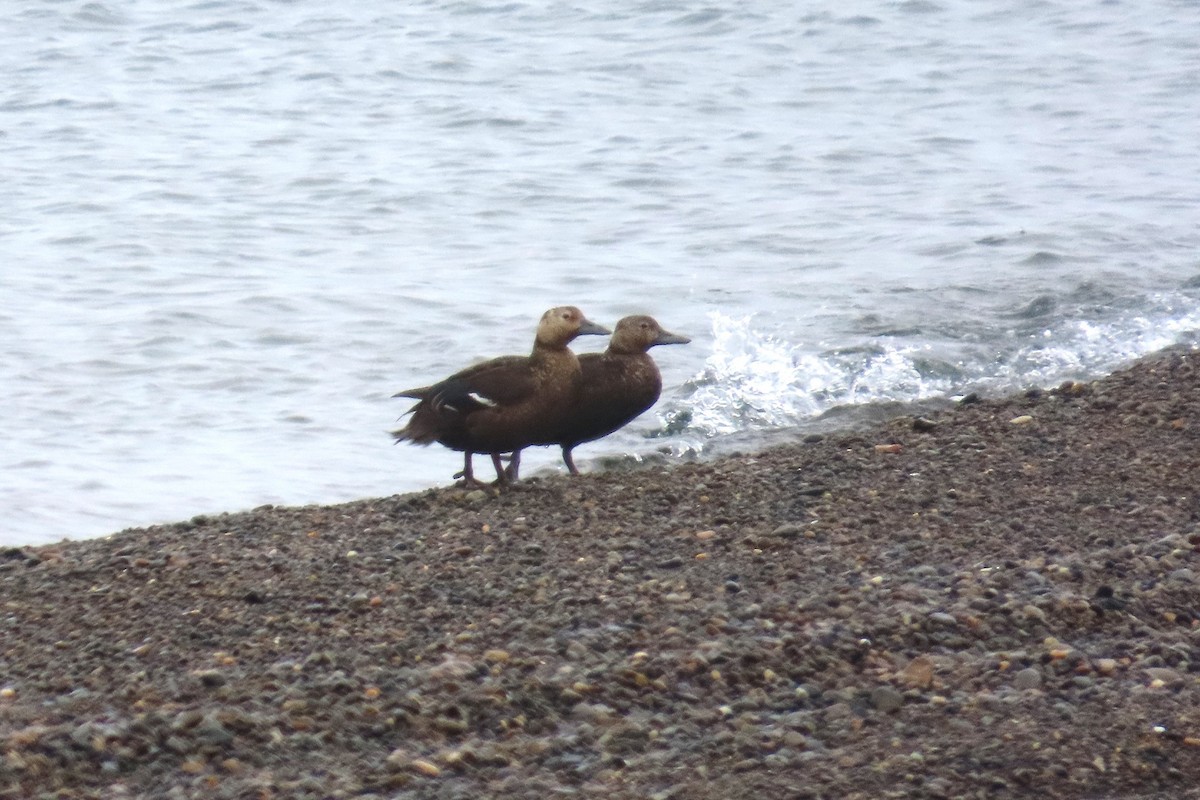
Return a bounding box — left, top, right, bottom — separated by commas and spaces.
671, 300, 1200, 441
681, 313, 954, 436
988, 292, 1200, 389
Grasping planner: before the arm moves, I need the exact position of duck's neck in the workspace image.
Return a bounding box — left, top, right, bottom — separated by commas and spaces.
531, 337, 572, 357
529, 339, 582, 390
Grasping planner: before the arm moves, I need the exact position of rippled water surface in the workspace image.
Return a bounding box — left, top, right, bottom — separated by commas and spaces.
4, 0, 1199, 544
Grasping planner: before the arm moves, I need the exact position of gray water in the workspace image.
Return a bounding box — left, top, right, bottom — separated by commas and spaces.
4, 0, 1199, 545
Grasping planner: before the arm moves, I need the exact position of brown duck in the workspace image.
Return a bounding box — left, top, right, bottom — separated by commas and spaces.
513, 315, 689, 478
391, 306, 609, 484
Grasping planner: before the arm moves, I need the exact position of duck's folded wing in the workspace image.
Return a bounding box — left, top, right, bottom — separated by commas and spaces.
429, 356, 535, 413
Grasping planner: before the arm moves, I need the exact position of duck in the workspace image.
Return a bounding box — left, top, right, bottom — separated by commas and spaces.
391, 306, 609, 485
512, 315, 689, 478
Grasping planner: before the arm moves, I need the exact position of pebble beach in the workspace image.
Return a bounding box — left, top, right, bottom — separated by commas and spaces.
3, 347, 1199, 799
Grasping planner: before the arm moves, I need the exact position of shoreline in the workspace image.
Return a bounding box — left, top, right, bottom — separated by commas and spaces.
2, 346, 1199, 799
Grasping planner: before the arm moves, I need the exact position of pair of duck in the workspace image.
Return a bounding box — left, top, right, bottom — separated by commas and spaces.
392, 307, 690, 485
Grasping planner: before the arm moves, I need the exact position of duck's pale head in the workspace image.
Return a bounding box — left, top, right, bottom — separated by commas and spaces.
536, 306, 610, 348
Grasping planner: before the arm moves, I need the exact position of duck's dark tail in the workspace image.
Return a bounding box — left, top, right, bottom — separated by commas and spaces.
392, 386, 429, 400
391, 401, 440, 446
391, 385, 438, 445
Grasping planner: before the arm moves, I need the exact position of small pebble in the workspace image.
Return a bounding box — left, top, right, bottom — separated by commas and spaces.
870, 686, 904, 713
410, 759, 441, 777
900, 656, 935, 689
193, 670, 227, 688
1144, 667, 1183, 686
1014, 667, 1042, 690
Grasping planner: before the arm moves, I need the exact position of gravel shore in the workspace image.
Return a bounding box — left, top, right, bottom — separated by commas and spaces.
3, 347, 1199, 800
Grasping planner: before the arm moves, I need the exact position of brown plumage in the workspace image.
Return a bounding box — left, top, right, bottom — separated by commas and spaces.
391, 306, 609, 485
540, 315, 690, 476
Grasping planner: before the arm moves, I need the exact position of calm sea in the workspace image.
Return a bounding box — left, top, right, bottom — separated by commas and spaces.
4, 0, 1199, 545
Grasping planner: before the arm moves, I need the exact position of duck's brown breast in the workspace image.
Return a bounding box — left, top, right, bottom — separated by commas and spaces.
550, 351, 661, 447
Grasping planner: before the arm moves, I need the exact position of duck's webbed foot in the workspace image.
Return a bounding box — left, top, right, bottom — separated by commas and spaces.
454, 476, 489, 488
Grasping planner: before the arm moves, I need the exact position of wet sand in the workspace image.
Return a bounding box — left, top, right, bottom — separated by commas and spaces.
2, 347, 1199, 799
